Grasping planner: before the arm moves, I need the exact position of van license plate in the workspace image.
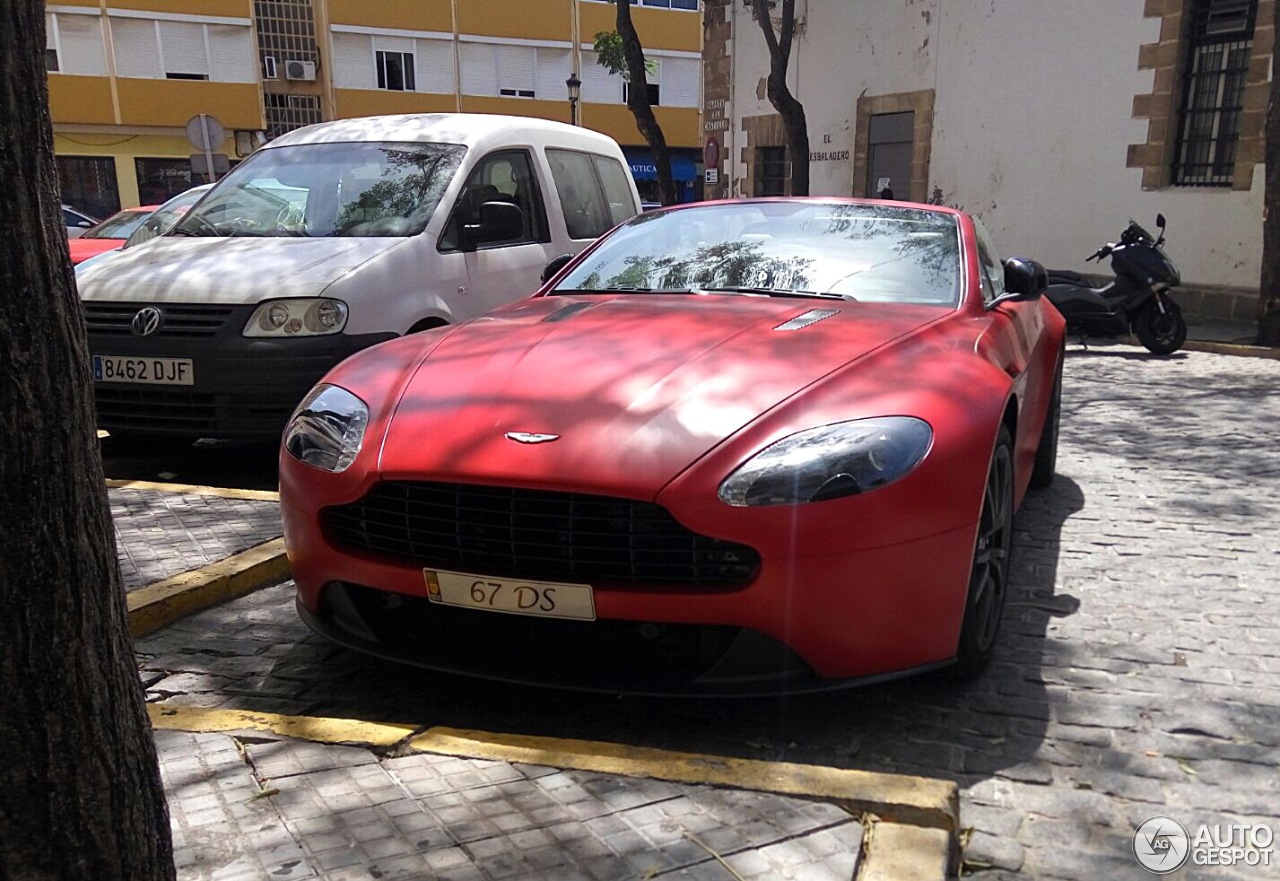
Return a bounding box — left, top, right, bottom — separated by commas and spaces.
92, 355, 194, 386
424, 569, 596, 621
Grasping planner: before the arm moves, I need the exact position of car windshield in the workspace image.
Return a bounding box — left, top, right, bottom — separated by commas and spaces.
126, 187, 210, 248
82, 210, 151, 240
172, 141, 466, 238
552, 201, 962, 305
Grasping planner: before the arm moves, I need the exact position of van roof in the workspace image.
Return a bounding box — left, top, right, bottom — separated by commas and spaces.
265, 113, 622, 153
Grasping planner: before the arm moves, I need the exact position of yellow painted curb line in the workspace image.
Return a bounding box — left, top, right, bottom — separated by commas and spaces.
107, 478, 279, 502
411, 727, 958, 834
1183, 339, 1280, 360
148, 705, 415, 746
128, 538, 290, 636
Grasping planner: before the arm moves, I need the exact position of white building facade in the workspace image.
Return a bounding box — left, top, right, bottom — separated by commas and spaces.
703, 0, 1270, 314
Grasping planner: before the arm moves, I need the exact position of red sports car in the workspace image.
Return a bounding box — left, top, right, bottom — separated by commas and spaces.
279, 198, 1065, 694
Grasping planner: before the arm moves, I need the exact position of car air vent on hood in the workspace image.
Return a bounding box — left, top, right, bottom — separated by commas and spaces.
774, 308, 840, 331
542, 301, 598, 323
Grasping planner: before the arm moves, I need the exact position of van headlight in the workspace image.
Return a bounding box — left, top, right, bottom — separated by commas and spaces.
718, 417, 933, 506
244, 298, 348, 337
283, 384, 368, 472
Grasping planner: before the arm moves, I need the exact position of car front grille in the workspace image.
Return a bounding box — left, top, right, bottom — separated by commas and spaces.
323, 481, 761, 588
83, 303, 236, 338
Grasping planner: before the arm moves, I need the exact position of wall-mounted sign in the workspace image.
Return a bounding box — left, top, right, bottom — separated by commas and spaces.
705, 168, 719, 184
704, 137, 720, 169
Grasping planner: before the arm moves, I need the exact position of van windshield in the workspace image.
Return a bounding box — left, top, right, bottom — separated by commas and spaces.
172, 141, 466, 238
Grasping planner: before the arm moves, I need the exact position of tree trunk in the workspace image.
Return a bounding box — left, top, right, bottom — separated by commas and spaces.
1258, 1, 1280, 346
0, 4, 175, 880
617, 0, 677, 205
751, 0, 810, 196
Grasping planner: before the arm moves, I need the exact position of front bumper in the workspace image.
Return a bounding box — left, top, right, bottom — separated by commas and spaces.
85, 302, 395, 439
282, 487, 977, 694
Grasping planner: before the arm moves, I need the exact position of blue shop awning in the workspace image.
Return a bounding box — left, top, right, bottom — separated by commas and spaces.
624, 149, 698, 182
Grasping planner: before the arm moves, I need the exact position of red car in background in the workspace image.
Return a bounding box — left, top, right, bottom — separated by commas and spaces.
279, 198, 1066, 695
68, 205, 159, 264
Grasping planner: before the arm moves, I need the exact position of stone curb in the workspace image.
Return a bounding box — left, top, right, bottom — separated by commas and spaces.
1183, 338, 1280, 359
147, 705, 958, 879
127, 537, 289, 636
106, 478, 279, 501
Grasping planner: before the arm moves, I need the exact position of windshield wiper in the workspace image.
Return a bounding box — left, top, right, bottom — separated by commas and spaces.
696, 286, 849, 301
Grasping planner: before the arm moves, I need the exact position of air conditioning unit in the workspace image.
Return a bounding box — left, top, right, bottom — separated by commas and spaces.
284, 60, 316, 81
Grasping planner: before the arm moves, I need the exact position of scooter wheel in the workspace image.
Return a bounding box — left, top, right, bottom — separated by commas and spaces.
1135, 301, 1186, 355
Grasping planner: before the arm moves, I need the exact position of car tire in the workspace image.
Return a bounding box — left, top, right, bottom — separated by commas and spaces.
952, 424, 1014, 680
1029, 351, 1062, 490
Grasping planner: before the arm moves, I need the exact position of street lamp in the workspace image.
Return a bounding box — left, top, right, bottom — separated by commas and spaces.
565, 72, 581, 126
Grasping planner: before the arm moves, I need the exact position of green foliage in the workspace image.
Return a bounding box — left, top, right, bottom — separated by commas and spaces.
592, 30, 657, 80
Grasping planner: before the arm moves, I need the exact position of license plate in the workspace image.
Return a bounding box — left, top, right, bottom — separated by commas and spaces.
92, 355, 194, 386
424, 569, 596, 621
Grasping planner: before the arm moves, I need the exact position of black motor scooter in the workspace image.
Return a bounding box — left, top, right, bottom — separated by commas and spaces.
1046, 214, 1186, 355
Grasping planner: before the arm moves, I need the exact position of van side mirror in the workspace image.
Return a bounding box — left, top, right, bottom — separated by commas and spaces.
541, 253, 574, 283
994, 257, 1047, 304
461, 201, 524, 250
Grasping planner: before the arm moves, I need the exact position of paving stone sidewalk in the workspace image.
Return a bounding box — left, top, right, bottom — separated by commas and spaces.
158, 728, 862, 881
111, 487, 281, 590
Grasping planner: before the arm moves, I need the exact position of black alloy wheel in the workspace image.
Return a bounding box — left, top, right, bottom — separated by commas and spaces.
1134, 299, 1187, 355
952, 425, 1014, 679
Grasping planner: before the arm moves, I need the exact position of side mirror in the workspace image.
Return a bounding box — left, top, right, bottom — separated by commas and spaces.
1156, 212, 1166, 230
77, 220, 93, 228
996, 257, 1047, 303
541, 253, 574, 284
461, 201, 524, 250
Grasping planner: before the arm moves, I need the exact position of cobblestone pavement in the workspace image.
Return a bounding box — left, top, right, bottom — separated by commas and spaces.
157, 728, 862, 881
112, 488, 280, 590
130, 343, 1280, 880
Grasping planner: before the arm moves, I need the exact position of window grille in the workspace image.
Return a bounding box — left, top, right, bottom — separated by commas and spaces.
265, 93, 322, 140
756, 146, 787, 196
1172, 0, 1257, 186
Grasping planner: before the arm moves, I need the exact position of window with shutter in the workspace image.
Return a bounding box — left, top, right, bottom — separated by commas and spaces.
160, 21, 209, 79
206, 25, 254, 83
414, 38, 454, 94
55, 14, 108, 76
496, 45, 536, 98
332, 33, 376, 90
111, 18, 163, 79
460, 42, 498, 97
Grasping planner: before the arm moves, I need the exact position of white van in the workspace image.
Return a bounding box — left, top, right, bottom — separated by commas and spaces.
77, 113, 640, 440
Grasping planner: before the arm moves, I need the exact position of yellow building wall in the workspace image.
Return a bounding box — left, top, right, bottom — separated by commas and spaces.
106, 0, 252, 17
54, 133, 234, 208
458, 0, 572, 41
583, 104, 698, 148
578, 3, 700, 52
333, 89, 457, 119
456, 96, 570, 125
48, 76, 117, 125
328, 0, 452, 31
116, 80, 264, 130
52, 0, 96, 8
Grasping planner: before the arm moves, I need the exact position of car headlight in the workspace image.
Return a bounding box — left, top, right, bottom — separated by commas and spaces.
283, 384, 368, 472
718, 417, 933, 506
244, 298, 348, 337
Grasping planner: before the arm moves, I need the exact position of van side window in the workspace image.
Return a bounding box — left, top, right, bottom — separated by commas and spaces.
546, 148, 614, 240
439, 149, 547, 251
591, 156, 638, 226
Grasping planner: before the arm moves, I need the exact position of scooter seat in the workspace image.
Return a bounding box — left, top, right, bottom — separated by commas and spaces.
1047, 269, 1089, 285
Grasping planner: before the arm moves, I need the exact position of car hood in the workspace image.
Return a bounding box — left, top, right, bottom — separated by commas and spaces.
377, 294, 948, 496
69, 237, 125, 265
75, 236, 401, 304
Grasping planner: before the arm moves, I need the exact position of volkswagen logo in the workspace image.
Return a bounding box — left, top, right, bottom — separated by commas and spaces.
505, 432, 559, 444
130, 307, 163, 337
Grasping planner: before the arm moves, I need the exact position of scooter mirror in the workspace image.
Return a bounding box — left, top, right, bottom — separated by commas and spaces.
1156, 213, 1166, 229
